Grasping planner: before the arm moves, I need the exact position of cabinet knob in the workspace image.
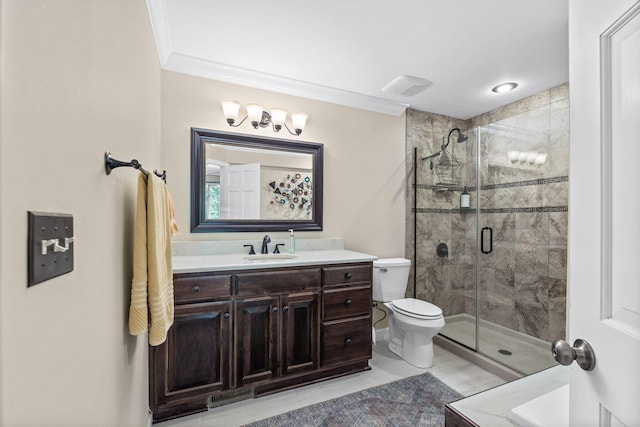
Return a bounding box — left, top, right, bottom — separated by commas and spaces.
191, 285, 200, 293
283, 305, 289, 312
345, 272, 352, 279
345, 299, 353, 306
345, 338, 352, 346
223, 312, 230, 320
272, 306, 279, 312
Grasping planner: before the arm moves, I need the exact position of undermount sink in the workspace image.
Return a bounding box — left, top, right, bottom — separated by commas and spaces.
243, 254, 298, 261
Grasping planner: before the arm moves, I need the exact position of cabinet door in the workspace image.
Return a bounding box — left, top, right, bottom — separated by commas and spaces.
150, 301, 232, 410
235, 296, 279, 386
281, 291, 320, 376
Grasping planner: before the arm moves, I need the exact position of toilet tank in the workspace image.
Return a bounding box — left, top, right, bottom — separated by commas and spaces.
372, 258, 411, 302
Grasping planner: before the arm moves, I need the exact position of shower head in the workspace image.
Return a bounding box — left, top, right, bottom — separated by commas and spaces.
448, 128, 468, 144
438, 128, 468, 151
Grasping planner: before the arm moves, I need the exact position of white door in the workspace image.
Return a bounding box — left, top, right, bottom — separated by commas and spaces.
569, 1, 640, 425
219, 163, 261, 219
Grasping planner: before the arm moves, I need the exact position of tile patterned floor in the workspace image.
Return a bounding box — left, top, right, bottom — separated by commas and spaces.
157, 340, 506, 427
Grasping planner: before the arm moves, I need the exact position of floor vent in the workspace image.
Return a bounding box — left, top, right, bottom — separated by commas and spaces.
498, 349, 513, 356
207, 388, 253, 409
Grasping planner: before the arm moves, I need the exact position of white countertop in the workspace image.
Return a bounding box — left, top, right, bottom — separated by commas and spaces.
171, 238, 377, 273
173, 249, 377, 273
448, 365, 570, 426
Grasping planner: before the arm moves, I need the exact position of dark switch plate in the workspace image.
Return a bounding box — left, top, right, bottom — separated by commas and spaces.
27, 211, 74, 287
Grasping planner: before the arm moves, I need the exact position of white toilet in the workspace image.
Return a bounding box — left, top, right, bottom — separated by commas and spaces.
373, 258, 445, 368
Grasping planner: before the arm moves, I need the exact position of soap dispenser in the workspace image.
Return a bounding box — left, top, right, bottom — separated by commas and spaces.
460, 186, 470, 209
288, 229, 296, 254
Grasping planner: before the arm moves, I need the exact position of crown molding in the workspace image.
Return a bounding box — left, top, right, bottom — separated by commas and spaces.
163, 53, 409, 116
146, 1, 407, 116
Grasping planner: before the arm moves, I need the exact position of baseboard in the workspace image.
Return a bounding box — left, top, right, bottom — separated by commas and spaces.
147, 409, 153, 427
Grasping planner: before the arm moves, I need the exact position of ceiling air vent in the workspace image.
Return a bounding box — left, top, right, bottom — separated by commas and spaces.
382, 75, 433, 97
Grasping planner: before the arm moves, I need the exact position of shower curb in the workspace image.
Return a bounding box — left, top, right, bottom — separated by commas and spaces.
434, 335, 522, 382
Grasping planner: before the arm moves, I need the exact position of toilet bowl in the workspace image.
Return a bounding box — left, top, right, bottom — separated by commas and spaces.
373, 258, 445, 368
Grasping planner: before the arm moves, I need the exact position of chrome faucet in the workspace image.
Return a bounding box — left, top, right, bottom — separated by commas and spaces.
261, 235, 271, 254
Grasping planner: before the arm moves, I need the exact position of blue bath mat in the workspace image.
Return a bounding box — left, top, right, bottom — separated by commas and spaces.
243, 372, 462, 427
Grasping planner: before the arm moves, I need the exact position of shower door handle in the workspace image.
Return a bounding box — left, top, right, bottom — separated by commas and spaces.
481, 227, 493, 254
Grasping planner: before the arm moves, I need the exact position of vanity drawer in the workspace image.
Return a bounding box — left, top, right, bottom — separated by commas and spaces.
173, 274, 232, 304
322, 315, 371, 366
236, 268, 321, 297
322, 264, 371, 287
322, 285, 372, 320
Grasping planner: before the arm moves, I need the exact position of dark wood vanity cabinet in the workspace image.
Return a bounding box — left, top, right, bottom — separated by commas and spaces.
234, 290, 320, 386
281, 291, 320, 376
321, 265, 373, 366
150, 262, 372, 423
235, 295, 280, 386
149, 273, 233, 421
235, 268, 321, 387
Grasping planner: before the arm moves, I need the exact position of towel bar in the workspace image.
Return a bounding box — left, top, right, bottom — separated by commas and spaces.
104, 151, 166, 182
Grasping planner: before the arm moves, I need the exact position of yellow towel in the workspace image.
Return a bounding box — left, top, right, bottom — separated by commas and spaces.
128, 172, 179, 346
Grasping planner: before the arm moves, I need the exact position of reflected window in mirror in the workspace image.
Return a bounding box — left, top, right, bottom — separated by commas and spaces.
191, 129, 324, 232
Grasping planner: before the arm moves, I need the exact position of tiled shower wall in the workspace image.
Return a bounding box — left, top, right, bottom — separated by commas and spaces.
405, 83, 569, 343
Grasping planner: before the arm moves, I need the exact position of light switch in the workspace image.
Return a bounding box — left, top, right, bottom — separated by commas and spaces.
27, 211, 74, 287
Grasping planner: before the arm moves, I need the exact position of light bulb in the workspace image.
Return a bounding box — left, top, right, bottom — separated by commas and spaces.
535, 153, 548, 165
517, 152, 528, 163
291, 112, 308, 135
270, 108, 287, 131
221, 100, 240, 125
507, 151, 519, 164
246, 104, 264, 128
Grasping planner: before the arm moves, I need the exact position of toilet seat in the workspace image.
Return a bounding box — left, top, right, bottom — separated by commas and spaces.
389, 298, 443, 320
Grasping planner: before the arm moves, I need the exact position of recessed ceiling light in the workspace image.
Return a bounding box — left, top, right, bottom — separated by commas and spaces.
491, 82, 518, 93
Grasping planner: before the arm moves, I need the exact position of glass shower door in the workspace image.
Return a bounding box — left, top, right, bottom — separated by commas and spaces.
475, 118, 565, 375
436, 127, 479, 352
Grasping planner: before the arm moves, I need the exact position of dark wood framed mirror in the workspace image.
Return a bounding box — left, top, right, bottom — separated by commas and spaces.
191, 128, 324, 232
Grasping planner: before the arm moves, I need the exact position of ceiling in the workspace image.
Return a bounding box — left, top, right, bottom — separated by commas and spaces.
147, 0, 568, 119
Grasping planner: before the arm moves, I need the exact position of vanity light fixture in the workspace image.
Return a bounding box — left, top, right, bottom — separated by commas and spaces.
507, 150, 548, 165
221, 100, 308, 136
491, 82, 518, 93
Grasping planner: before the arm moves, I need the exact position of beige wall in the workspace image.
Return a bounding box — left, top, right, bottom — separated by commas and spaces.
0, 2, 406, 424
161, 71, 407, 258
0, 1, 159, 426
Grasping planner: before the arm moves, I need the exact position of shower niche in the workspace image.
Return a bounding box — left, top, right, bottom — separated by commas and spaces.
409, 90, 569, 376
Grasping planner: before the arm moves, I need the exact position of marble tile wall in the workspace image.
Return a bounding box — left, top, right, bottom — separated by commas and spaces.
406, 83, 569, 343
